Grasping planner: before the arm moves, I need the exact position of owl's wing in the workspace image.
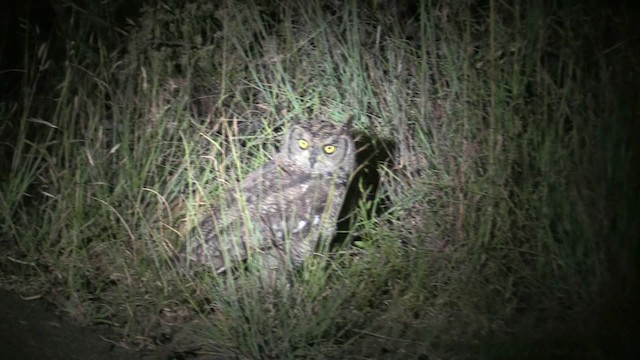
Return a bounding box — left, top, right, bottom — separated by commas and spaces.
177, 195, 245, 273
178, 160, 280, 272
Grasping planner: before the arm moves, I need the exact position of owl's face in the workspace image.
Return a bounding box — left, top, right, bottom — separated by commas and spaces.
281, 121, 356, 175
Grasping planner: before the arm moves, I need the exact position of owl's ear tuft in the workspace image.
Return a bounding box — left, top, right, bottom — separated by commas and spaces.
288, 114, 306, 128
343, 115, 356, 133
287, 124, 306, 138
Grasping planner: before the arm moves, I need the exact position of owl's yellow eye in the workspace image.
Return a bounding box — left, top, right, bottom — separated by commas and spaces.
297, 139, 309, 149
323, 145, 336, 154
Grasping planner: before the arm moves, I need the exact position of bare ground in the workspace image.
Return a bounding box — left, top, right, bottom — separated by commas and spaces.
0, 289, 149, 360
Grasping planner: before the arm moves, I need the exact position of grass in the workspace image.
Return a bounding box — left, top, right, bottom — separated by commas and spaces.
1, 0, 637, 358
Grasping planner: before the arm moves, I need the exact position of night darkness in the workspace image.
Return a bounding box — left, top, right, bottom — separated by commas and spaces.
1, 1, 639, 359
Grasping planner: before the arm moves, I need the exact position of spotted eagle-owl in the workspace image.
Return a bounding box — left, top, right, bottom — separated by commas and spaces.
177, 119, 356, 277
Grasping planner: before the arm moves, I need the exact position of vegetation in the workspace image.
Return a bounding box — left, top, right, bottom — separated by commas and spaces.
1, 0, 637, 358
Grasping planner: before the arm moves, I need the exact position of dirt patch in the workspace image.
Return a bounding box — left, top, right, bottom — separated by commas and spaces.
0, 289, 147, 360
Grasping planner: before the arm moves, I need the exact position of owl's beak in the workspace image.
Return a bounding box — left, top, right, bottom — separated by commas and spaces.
309, 149, 320, 169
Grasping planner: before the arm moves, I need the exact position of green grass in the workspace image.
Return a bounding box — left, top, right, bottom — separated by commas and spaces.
1, 0, 637, 359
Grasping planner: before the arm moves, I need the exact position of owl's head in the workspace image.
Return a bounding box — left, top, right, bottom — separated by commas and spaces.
281, 120, 356, 175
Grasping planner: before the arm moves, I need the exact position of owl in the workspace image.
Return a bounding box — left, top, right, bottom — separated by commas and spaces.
177, 119, 356, 280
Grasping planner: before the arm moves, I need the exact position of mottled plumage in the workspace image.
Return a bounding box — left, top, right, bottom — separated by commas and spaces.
178, 120, 356, 278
